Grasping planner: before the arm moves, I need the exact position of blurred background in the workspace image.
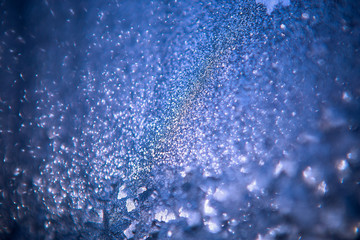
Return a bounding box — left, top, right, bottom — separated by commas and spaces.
0, 0, 359, 239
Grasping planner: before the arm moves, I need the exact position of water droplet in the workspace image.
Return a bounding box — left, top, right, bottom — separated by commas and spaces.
302, 12, 309, 20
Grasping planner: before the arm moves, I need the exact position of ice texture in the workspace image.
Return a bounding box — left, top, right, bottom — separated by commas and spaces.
0, 0, 360, 239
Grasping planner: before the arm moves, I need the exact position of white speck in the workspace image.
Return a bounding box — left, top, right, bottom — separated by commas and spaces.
342, 91, 352, 103
126, 198, 135, 212
240, 167, 248, 173
137, 186, 147, 195
203, 169, 212, 177
203, 199, 217, 216
180, 170, 186, 177
245, 141, 252, 152
336, 159, 349, 171
124, 221, 138, 239
280, 24, 286, 29
239, 155, 248, 163
274, 160, 296, 177
256, 234, 265, 240
274, 162, 283, 176
17, 36, 26, 44
97, 209, 103, 219
179, 207, 201, 226
303, 166, 317, 185
302, 12, 310, 20
204, 218, 221, 233
154, 208, 176, 223
117, 184, 127, 199
297, 132, 319, 144
213, 187, 228, 202
317, 181, 328, 195
14, 168, 22, 176
247, 180, 258, 192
